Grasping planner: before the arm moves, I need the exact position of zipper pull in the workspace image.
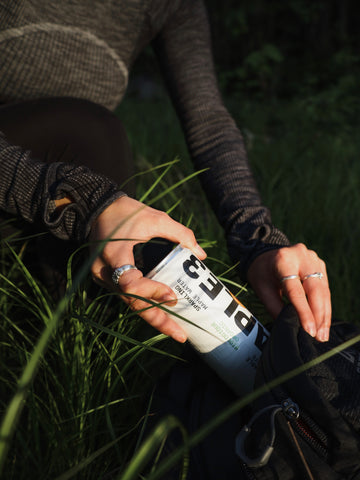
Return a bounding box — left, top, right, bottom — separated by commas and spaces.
282, 398, 299, 420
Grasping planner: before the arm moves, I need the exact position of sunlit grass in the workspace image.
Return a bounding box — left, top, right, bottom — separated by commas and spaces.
0, 155, 238, 479
1, 93, 360, 479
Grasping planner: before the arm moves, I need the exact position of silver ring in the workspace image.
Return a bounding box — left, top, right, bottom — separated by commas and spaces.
280, 274, 300, 283
302, 272, 324, 281
112, 265, 138, 285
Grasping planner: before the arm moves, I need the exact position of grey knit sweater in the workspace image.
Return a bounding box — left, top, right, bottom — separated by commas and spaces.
0, 0, 290, 278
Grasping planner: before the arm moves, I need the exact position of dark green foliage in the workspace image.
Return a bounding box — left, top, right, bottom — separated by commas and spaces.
2, 3, 360, 477
206, 0, 360, 100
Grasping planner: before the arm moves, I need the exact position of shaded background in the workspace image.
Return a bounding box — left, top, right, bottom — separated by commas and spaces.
132, 0, 360, 103
126, 0, 360, 320
207, 0, 360, 101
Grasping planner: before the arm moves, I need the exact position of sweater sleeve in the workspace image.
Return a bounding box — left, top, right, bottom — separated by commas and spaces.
152, 0, 290, 280
0, 131, 126, 242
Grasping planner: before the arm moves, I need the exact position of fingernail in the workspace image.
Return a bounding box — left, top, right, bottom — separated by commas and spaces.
162, 293, 177, 305
194, 243, 206, 259
173, 331, 187, 343
308, 326, 316, 338
318, 328, 329, 342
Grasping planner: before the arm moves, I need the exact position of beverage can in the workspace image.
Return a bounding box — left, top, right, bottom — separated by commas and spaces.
146, 244, 269, 396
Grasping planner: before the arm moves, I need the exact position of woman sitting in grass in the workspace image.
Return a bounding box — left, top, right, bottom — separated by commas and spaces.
0, 0, 331, 343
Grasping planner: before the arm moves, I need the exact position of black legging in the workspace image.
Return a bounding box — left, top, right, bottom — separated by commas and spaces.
0, 96, 134, 189
0, 97, 135, 296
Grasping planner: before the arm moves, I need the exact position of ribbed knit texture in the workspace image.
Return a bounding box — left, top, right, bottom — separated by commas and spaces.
0, 0, 290, 277
0, 132, 126, 242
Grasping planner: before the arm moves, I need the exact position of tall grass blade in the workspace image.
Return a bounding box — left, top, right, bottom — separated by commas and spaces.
118, 415, 189, 480
0, 241, 106, 474
147, 169, 208, 205
139, 163, 174, 203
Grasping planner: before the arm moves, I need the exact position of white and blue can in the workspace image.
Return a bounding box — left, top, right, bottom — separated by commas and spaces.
147, 245, 269, 396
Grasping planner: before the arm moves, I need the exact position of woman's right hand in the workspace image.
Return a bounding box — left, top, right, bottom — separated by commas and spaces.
89, 196, 206, 342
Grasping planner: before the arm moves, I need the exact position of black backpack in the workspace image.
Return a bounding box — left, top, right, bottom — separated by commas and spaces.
150, 304, 360, 479
236, 304, 360, 480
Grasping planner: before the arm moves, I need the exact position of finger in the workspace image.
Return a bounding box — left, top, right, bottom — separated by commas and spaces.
301, 272, 331, 342
281, 278, 317, 337
93, 240, 178, 306
119, 274, 188, 342
124, 293, 187, 342
321, 294, 332, 341
148, 212, 206, 259
92, 257, 187, 342
100, 238, 137, 267
117, 270, 176, 304
100, 218, 206, 267
276, 245, 331, 341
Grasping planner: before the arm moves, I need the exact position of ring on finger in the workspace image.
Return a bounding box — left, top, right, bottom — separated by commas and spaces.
112, 264, 138, 286
280, 274, 300, 283
302, 272, 324, 281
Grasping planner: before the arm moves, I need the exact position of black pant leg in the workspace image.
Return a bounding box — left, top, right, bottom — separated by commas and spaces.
0, 97, 134, 297
0, 97, 134, 190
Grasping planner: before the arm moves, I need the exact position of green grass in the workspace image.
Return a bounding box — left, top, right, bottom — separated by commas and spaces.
224, 96, 360, 320
119, 93, 360, 320
1, 92, 360, 479
0, 237, 186, 479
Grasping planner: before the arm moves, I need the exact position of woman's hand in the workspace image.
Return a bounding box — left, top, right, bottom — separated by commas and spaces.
89, 196, 206, 342
247, 243, 331, 342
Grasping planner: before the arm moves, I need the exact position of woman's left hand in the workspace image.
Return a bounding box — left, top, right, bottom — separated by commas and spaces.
247, 243, 331, 342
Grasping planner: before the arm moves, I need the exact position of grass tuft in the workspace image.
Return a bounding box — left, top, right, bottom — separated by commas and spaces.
1, 93, 359, 478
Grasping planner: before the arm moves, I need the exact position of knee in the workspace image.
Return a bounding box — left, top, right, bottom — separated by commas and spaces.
40, 97, 134, 188
53, 98, 134, 193
48, 97, 131, 158
0, 96, 134, 191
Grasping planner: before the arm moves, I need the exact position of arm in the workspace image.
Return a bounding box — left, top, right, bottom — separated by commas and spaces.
0, 131, 206, 342
152, 0, 331, 341
152, 0, 288, 278
0, 131, 125, 241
